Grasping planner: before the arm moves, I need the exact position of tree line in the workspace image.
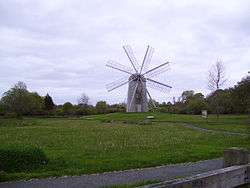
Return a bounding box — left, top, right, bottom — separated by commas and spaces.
0, 82, 126, 118
0, 74, 249, 118
155, 61, 249, 116
155, 74, 249, 115
0, 61, 249, 118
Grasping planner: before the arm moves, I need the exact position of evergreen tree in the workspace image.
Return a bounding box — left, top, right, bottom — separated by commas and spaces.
44, 94, 55, 111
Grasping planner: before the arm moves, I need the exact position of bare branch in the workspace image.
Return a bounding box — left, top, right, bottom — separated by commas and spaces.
78, 93, 89, 106
208, 60, 227, 91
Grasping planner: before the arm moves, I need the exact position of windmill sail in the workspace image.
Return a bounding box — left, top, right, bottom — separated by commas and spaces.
106, 45, 172, 112
146, 78, 172, 93
106, 60, 134, 75
140, 45, 154, 74
106, 76, 134, 92
123, 45, 140, 73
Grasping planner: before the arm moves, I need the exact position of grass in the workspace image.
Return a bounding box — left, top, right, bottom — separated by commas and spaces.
0, 113, 249, 182
90, 112, 250, 134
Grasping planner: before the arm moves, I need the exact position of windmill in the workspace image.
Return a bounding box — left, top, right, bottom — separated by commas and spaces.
106, 45, 172, 112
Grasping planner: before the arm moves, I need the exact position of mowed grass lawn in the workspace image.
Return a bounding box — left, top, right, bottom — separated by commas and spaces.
0, 113, 249, 181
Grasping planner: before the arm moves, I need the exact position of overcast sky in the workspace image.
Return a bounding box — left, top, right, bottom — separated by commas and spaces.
0, 0, 249, 105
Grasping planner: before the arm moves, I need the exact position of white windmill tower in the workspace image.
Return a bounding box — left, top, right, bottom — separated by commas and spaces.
106, 45, 172, 112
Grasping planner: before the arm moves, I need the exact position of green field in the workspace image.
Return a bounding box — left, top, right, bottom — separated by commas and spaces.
0, 113, 249, 181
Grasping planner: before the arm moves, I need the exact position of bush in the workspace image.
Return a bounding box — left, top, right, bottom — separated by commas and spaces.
4, 112, 19, 119
0, 146, 48, 172
0, 171, 8, 182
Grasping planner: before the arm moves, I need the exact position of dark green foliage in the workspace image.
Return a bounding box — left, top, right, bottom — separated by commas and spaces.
0, 171, 8, 182
181, 90, 194, 102
1, 82, 30, 117
108, 103, 126, 113
0, 102, 5, 116
74, 105, 97, 116
96, 101, 108, 114
185, 93, 207, 114
164, 76, 250, 115
44, 94, 55, 111
207, 89, 234, 114
27, 92, 45, 115
0, 146, 48, 172
0, 82, 45, 117
62, 102, 74, 115
231, 76, 250, 114
160, 91, 207, 115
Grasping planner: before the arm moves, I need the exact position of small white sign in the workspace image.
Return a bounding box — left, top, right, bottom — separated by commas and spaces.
146, 116, 155, 119
202, 110, 207, 118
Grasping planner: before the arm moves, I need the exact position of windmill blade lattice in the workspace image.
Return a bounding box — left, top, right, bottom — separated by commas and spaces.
106, 60, 134, 75
145, 62, 170, 78
146, 78, 172, 93
143, 62, 170, 77
123, 45, 140, 72
106, 76, 134, 92
146, 89, 156, 108
140, 45, 154, 74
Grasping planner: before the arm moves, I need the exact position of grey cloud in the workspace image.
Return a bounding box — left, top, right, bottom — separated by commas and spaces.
0, 0, 249, 104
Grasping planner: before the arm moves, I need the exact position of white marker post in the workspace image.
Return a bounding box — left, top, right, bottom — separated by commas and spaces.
202, 110, 207, 119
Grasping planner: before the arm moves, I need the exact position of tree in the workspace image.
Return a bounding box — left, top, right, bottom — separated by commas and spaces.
208, 60, 227, 91
181, 90, 194, 102
77, 93, 89, 107
108, 103, 126, 113
95, 101, 108, 114
28, 92, 45, 115
1, 82, 31, 117
207, 89, 233, 114
0, 101, 5, 116
186, 93, 207, 114
231, 76, 250, 114
208, 60, 227, 118
62, 102, 74, 115
1, 82, 44, 117
44, 94, 55, 111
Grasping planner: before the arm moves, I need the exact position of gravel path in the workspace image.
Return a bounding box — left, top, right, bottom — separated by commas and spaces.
0, 159, 223, 188
183, 123, 250, 136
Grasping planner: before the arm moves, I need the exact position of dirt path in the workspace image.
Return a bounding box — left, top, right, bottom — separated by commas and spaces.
182, 123, 250, 136
0, 159, 223, 188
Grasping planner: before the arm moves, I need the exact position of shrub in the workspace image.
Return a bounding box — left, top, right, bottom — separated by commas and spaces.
0, 171, 8, 182
3, 112, 20, 119
0, 146, 48, 172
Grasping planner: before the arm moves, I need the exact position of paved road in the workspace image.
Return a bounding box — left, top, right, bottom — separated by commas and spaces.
0, 159, 223, 188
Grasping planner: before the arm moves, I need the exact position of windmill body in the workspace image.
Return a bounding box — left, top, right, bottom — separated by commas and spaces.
127, 74, 147, 112
106, 45, 172, 112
